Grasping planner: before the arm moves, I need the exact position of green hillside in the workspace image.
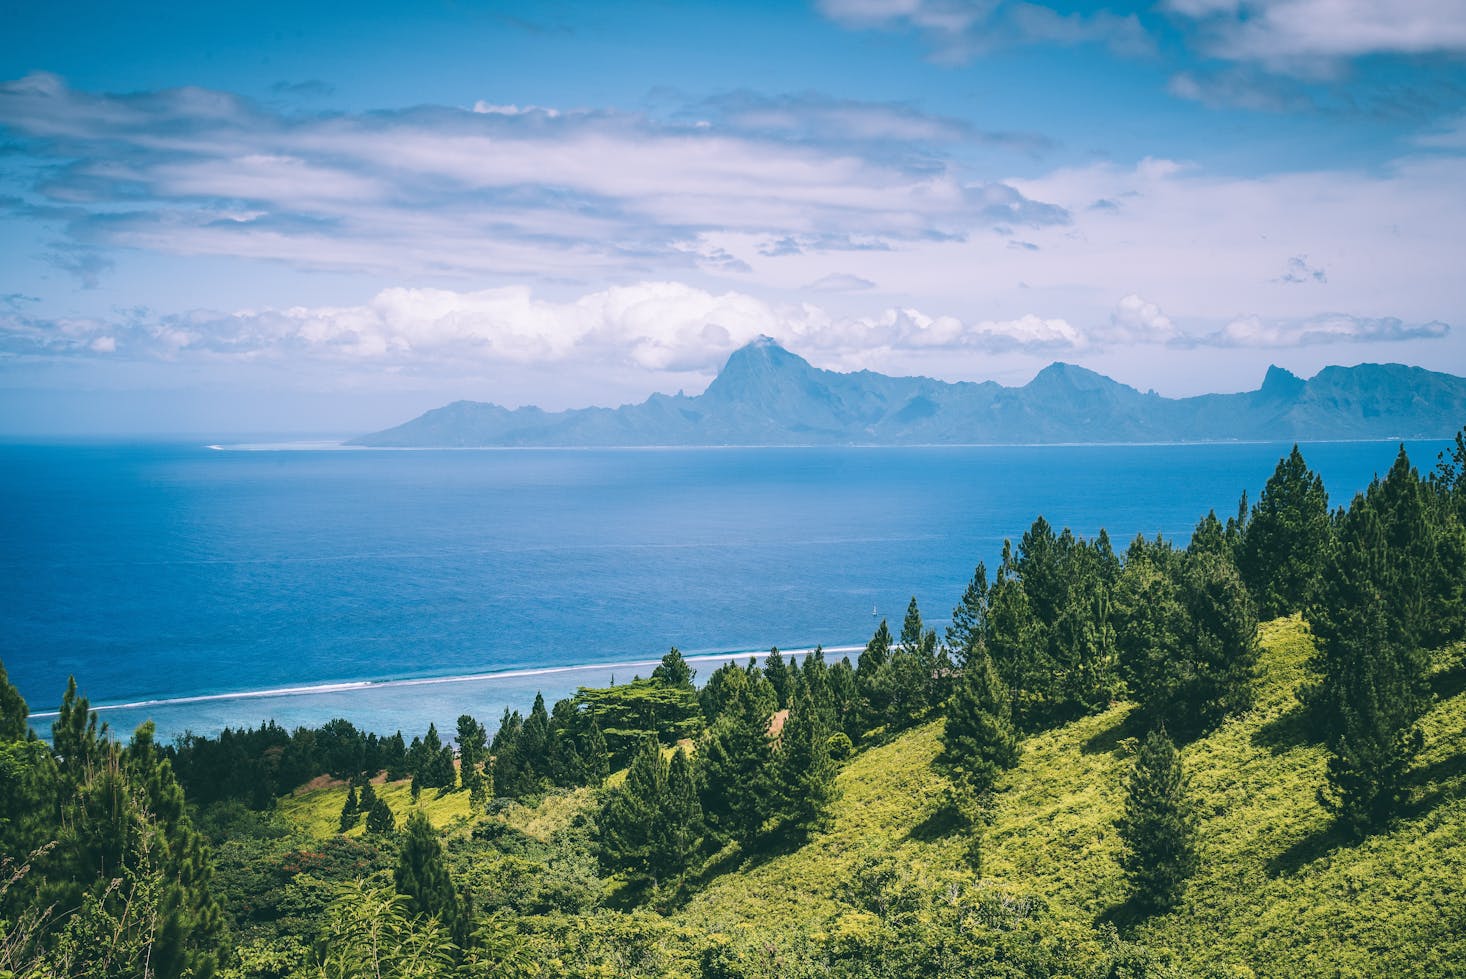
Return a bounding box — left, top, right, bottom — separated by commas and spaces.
668, 615, 1466, 976
271, 616, 1465, 976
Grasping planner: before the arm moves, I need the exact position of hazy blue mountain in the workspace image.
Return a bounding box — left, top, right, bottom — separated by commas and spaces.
351, 337, 1466, 446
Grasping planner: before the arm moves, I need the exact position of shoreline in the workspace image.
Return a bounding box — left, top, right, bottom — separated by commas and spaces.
27, 643, 868, 720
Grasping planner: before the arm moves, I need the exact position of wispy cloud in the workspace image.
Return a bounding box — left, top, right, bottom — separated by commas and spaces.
1200, 312, 1450, 347
0, 73, 1069, 285
816, 0, 1153, 62
1165, 0, 1466, 66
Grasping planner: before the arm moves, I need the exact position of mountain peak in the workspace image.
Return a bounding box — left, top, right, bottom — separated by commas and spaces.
1025, 361, 1114, 392
1259, 364, 1305, 399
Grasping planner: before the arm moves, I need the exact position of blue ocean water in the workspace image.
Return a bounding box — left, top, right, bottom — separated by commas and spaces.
0, 440, 1450, 742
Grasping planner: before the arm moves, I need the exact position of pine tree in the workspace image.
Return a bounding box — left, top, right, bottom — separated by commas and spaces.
597, 736, 664, 880
652, 647, 695, 689
654, 747, 704, 883
698, 680, 774, 848
0, 658, 28, 741
395, 809, 469, 948
581, 720, 610, 785
520, 693, 551, 784
365, 795, 395, 834
935, 648, 1020, 800
1310, 499, 1426, 835
359, 778, 378, 813
855, 619, 894, 736
764, 647, 793, 710
339, 782, 360, 832
945, 563, 989, 669
1118, 728, 1198, 913
457, 714, 487, 806
769, 686, 839, 840
1238, 445, 1331, 619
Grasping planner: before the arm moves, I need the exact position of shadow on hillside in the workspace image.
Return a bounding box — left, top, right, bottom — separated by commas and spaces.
1429, 658, 1466, 701
1095, 894, 1154, 933
1403, 751, 1466, 821
1081, 711, 1144, 757
1266, 822, 1349, 878
1251, 703, 1318, 754
906, 800, 968, 842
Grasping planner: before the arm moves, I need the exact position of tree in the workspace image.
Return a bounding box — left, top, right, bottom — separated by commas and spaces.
1310, 497, 1426, 835
395, 809, 469, 949
855, 619, 894, 735
768, 686, 839, 840
1117, 728, 1198, 913
1238, 445, 1331, 619
581, 720, 610, 785
698, 681, 774, 848
936, 647, 1020, 802
0, 659, 27, 741
599, 738, 704, 887
764, 647, 793, 710
365, 795, 396, 834
652, 647, 695, 689
456, 714, 488, 808
945, 563, 989, 669
316, 881, 457, 979
339, 783, 361, 832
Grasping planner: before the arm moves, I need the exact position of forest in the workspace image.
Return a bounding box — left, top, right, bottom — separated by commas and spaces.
2, 437, 1465, 978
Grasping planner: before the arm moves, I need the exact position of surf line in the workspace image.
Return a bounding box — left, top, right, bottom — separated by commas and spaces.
28, 644, 868, 719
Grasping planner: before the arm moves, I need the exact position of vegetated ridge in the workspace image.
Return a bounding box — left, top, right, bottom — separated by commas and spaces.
353, 336, 1466, 446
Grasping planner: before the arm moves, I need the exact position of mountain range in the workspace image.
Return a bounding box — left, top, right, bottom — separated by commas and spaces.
351, 337, 1466, 446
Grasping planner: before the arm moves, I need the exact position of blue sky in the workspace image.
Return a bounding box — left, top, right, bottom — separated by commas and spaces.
2, 0, 1464, 434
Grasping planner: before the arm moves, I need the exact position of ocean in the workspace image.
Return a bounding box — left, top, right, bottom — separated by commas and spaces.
0, 439, 1449, 742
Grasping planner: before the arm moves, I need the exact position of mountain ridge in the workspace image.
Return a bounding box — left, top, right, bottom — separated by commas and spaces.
351, 339, 1466, 446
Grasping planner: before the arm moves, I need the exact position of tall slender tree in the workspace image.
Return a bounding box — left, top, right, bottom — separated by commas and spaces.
1239, 445, 1331, 619
395, 809, 469, 949
1118, 728, 1198, 913
936, 648, 1020, 800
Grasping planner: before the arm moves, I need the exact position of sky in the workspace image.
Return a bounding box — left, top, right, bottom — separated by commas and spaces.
2, 0, 1464, 436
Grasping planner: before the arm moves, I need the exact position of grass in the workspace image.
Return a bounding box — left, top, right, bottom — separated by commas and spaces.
276, 778, 478, 839
673, 616, 1466, 977
275, 618, 1466, 976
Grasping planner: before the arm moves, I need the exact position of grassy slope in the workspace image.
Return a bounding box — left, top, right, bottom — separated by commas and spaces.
274, 618, 1465, 976
676, 616, 1466, 977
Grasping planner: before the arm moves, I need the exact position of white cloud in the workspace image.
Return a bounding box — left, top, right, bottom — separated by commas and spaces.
0, 282, 1092, 369
817, 0, 1152, 61
1204, 312, 1450, 347
0, 73, 1067, 283
1165, 0, 1466, 65
1101, 294, 1179, 344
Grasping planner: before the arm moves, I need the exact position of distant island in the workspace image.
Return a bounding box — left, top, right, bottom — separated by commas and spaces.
353, 337, 1466, 447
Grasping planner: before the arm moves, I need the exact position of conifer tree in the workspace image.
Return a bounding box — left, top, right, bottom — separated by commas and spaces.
359, 778, 378, 813
581, 720, 610, 785
365, 795, 395, 834
1118, 728, 1198, 913
654, 747, 704, 883
520, 693, 551, 782
597, 736, 664, 880
1239, 445, 1331, 619
945, 563, 989, 668
828, 656, 860, 740
652, 646, 695, 689
764, 647, 793, 710
339, 782, 360, 832
698, 681, 774, 848
457, 714, 487, 805
770, 686, 839, 840
936, 648, 1020, 800
0, 658, 28, 741
1310, 498, 1426, 834
395, 809, 469, 949
856, 619, 894, 735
